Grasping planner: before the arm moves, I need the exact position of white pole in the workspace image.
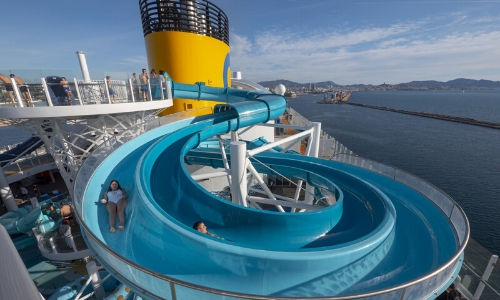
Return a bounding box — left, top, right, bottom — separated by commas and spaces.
86, 260, 105, 300
166, 80, 172, 99
73, 78, 83, 105
474, 255, 498, 299
10, 78, 23, 107
76, 51, 91, 82
230, 141, 248, 207
104, 78, 112, 104
148, 79, 153, 101
160, 81, 165, 100
129, 79, 135, 102
304, 122, 321, 205
41, 78, 53, 107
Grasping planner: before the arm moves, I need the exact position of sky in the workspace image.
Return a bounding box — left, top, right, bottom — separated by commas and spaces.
1, 0, 499, 85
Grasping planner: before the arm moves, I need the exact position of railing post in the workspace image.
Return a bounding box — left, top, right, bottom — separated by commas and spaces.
166, 80, 172, 99
49, 237, 58, 254
74, 78, 83, 105
148, 79, 153, 101
70, 236, 77, 252
129, 79, 135, 102
104, 78, 112, 104
160, 81, 165, 100
10, 78, 24, 107
86, 260, 105, 300
473, 255, 498, 299
304, 122, 321, 205
41, 78, 53, 106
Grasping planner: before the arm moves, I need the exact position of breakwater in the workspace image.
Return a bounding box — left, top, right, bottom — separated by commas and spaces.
345, 102, 500, 129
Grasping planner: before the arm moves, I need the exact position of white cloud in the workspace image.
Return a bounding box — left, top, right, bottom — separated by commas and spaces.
230, 17, 500, 84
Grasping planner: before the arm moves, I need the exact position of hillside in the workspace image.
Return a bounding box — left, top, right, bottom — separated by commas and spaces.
258, 78, 500, 89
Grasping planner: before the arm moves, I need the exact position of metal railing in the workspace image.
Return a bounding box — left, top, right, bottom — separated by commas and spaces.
285, 107, 354, 158
139, 0, 230, 45
1, 74, 171, 108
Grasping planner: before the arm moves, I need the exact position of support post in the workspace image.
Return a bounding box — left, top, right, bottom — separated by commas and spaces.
49, 238, 58, 254
305, 122, 321, 204
474, 255, 498, 300
148, 79, 152, 101
160, 81, 165, 100
166, 80, 172, 99
230, 141, 248, 207
0, 169, 17, 211
86, 260, 105, 300
73, 78, 83, 105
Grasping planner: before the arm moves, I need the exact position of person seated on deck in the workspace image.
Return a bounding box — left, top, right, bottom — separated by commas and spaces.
100, 180, 127, 233
193, 221, 223, 240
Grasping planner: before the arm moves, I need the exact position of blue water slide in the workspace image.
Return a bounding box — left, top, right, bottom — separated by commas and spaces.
0, 201, 61, 235
75, 85, 463, 298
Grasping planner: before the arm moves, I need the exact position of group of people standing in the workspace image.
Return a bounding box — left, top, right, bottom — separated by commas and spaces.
0, 73, 33, 107
131, 68, 169, 102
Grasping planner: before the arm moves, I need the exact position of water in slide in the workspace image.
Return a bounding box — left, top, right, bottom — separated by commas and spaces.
76, 95, 461, 298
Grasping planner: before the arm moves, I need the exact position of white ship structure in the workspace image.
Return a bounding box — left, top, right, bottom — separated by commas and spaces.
0, 1, 498, 299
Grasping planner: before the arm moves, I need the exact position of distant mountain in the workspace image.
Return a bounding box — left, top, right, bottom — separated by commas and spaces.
258, 80, 339, 89
398, 78, 500, 88
258, 78, 500, 89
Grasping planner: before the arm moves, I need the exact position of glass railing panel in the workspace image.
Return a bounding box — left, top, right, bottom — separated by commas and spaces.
395, 169, 455, 218
86, 236, 173, 300
174, 283, 249, 300
461, 238, 500, 296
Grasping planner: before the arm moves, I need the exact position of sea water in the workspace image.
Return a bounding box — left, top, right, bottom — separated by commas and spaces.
287, 90, 500, 255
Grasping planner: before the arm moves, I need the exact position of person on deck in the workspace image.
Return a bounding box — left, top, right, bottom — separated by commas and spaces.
59, 219, 73, 248
0, 73, 16, 107
20, 186, 28, 201
139, 69, 149, 101
60, 77, 72, 105
11, 74, 33, 107
106, 76, 116, 103
101, 180, 127, 232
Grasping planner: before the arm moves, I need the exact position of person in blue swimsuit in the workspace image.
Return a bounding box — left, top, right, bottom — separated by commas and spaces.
101, 180, 128, 232
139, 68, 149, 101
106, 76, 116, 103
60, 77, 72, 105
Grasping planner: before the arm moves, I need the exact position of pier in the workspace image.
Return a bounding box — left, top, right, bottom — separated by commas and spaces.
345, 102, 500, 129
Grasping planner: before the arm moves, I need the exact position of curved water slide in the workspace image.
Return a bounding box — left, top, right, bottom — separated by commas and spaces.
0, 201, 62, 235
74, 87, 467, 299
